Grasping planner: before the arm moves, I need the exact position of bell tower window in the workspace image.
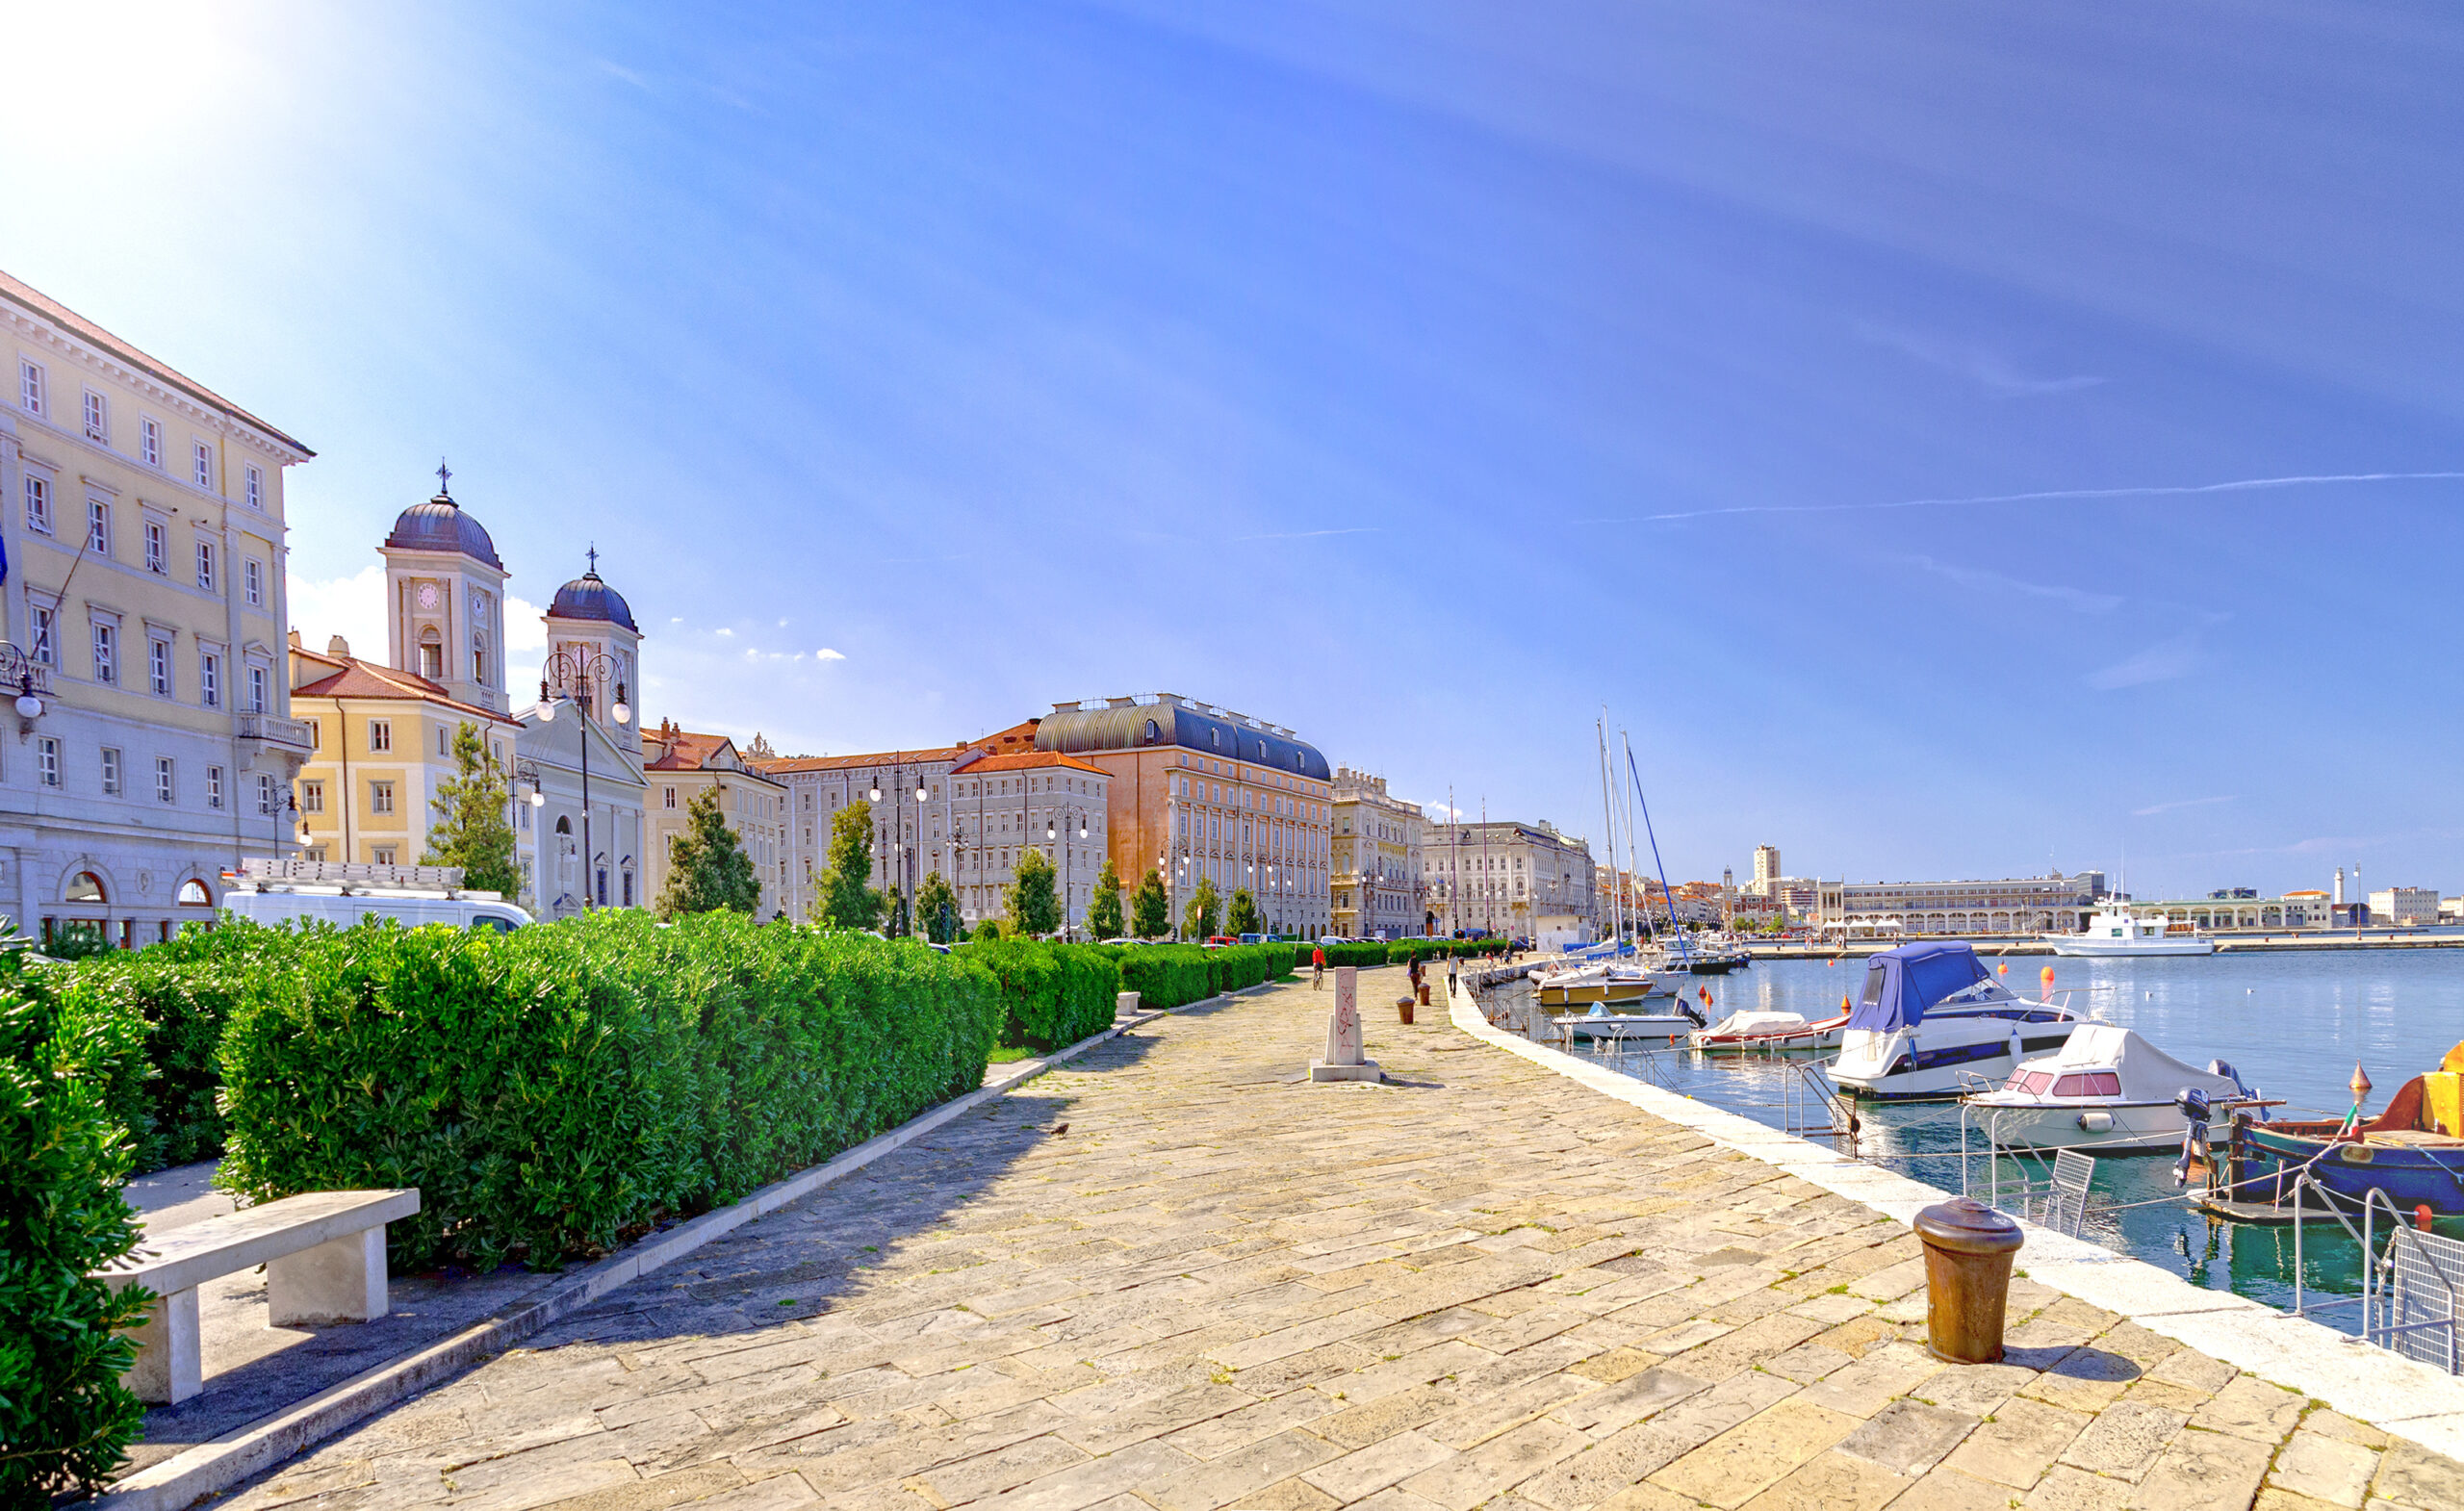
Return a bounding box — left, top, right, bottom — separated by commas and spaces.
418, 627, 443, 679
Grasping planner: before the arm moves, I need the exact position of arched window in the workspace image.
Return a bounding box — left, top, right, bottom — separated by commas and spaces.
175, 879, 212, 906
65, 871, 105, 903
1142, 718, 1160, 745
418, 627, 443, 679
554, 815, 572, 834
472, 631, 488, 683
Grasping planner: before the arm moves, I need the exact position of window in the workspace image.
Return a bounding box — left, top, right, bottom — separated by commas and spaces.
368, 719, 391, 753
64, 872, 103, 904
305, 717, 320, 749
155, 756, 174, 803
471, 632, 486, 683
247, 663, 267, 713
244, 558, 263, 606
198, 649, 219, 707
37, 737, 59, 787
87, 499, 109, 555
100, 747, 121, 796
177, 878, 213, 907
371, 780, 395, 814
372, 845, 397, 865
23, 474, 49, 534
83, 389, 107, 444
207, 765, 223, 809
195, 540, 215, 592
147, 635, 170, 696
90, 621, 116, 685
436, 726, 449, 756
192, 441, 212, 490
244, 464, 263, 510
664, 786, 677, 808
301, 779, 322, 813
256, 772, 276, 815
18, 360, 43, 416
417, 629, 441, 679
28, 605, 53, 666
141, 418, 162, 468
144, 520, 167, 574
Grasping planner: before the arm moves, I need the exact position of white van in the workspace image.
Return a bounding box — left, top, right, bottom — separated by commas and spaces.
220, 858, 530, 935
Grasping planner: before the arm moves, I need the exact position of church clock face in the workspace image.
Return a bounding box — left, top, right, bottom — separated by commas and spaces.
416, 583, 440, 610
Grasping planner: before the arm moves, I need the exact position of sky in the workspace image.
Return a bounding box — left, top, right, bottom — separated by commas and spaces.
4, 0, 2460, 898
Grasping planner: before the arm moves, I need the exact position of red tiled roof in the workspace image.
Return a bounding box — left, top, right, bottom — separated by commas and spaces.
646, 730, 733, 771
748, 718, 1046, 778
953, 750, 1108, 777
0, 269, 313, 456
290, 654, 518, 725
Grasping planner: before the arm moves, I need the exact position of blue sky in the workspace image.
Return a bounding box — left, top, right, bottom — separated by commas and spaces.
6, 1, 2460, 896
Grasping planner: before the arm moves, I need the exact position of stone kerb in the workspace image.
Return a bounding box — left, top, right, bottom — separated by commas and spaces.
1440, 976, 2464, 1461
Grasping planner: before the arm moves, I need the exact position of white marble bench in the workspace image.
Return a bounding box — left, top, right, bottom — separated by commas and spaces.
96, 1188, 420, 1403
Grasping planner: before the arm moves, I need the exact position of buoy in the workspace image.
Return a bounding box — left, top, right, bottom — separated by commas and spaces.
1839, 993, 1851, 1012
2351, 1063, 2374, 1102
2040, 965, 2056, 983
2419, 1204, 2436, 1232
1996, 961, 2008, 976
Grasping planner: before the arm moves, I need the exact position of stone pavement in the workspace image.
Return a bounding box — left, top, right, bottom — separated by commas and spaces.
221, 975, 2464, 1511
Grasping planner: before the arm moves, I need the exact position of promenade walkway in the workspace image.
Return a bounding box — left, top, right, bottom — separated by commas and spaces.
224, 976, 2462, 1511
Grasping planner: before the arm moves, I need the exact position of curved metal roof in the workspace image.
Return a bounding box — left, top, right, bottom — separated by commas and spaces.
382, 492, 503, 570
1037, 703, 1329, 781
548, 570, 638, 633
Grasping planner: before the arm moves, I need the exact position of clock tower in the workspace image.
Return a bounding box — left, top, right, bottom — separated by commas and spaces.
378, 466, 511, 712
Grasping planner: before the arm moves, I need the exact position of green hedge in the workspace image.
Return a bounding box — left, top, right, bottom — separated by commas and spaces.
217, 912, 1000, 1271
1, 935, 151, 1500
1100, 942, 1295, 1009
955, 939, 1123, 1050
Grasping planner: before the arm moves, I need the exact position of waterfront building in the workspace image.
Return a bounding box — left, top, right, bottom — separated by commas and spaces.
1426, 818, 1594, 941
1816, 872, 2097, 936
0, 273, 316, 944
1330, 767, 1423, 939
1034, 695, 1332, 938
2368, 887, 2439, 927
944, 748, 1110, 932
641, 722, 788, 917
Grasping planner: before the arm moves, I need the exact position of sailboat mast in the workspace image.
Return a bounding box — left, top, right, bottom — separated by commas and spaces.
1597, 717, 1621, 944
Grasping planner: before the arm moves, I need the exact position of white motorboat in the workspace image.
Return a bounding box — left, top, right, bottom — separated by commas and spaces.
2046, 907, 2216, 958
1549, 1000, 1703, 1041
1690, 1009, 1847, 1052
1529, 955, 1687, 1008
1961, 1024, 2256, 1151
1831, 941, 2083, 1099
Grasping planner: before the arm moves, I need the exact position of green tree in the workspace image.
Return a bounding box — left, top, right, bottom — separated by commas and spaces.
1008, 847, 1062, 936
1183, 876, 1221, 940
1087, 858, 1125, 939
420, 721, 520, 898
971, 918, 1005, 941
656, 785, 761, 918
814, 800, 883, 930
1226, 887, 1262, 936
1131, 868, 1168, 938
915, 871, 961, 943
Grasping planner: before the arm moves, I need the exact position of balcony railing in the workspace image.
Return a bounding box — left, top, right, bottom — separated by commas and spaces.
0, 643, 50, 694
239, 711, 317, 751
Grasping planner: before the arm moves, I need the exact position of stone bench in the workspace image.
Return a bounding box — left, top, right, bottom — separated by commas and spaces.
96, 1188, 420, 1404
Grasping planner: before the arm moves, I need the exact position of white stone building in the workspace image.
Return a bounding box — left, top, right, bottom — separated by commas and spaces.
1424, 818, 1594, 941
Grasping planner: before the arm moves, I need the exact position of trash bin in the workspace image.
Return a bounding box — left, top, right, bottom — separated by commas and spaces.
1912, 1196, 2023, 1364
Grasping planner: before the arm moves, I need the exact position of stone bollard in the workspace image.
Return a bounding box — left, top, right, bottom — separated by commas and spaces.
1309, 967, 1381, 1082
1116, 990, 1141, 1018
1913, 1196, 2024, 1364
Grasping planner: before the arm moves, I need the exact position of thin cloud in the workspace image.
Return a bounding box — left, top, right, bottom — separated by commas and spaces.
2087, 632, 2202, 690
1902, 554, 2120, 614
1228, 526, 1380, 543
1578, 471, 2464, 527
2132, 795, 2235, 817
1852, 318, 2102, 397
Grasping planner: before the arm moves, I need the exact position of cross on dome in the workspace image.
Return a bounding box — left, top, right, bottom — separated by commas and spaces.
436, 458, 451, 497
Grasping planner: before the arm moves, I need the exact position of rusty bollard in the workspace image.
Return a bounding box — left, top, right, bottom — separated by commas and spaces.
1397, 996, 1415, 1025
1913, 1196, 2023, 1364
1417, 983, 1431, 1007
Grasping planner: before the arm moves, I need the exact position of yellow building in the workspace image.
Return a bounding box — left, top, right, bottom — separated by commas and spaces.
643, 722, 788, 915
288, 631, 520, 870
0, 270, 315, 946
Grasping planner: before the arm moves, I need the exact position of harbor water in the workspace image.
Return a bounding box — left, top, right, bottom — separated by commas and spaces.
1572, 951, 2464, 1335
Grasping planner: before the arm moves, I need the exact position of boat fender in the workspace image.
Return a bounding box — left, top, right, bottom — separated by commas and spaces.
2078, 1110, 2114, 1133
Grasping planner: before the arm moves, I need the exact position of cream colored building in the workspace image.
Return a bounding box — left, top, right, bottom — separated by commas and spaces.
1426, 818, 1596, 941
1330, 767, 1423, 939
643, 722, 789, 917
289, 632, 521, 872
0, 271, 315, 946
516, 560, 649, 914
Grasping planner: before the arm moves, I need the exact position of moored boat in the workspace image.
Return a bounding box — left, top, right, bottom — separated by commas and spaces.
2046, 907, 2216, 958
1831, 941, 2083, 1100
1962, 1024, 2254, 1152
2216, 1042, 2464, 1214
1690, 1009, 1847, 1052
1548, 1000, 1704, 1041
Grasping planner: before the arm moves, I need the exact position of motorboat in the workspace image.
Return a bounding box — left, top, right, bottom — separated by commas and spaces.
1690, 1009, 1846, 1053
1530, 951, 1687, 1008
1830, 941, 2083, 1100
2217, 1041, 2464, 1215
1961, 1024, 2254, 1151
1548, 999, 1704, 1042
2046, 907, 2216, 958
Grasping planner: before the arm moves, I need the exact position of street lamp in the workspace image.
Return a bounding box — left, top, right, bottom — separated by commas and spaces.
537, 644, 629, 910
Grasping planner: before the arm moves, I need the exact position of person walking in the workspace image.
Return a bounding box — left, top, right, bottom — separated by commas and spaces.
1312, 943, 1325, 990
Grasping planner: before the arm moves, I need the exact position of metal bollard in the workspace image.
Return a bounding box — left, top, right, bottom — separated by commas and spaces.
1397, 996, 1415, 1025
1417, 983, 1430, 1007
1913, 1196, 2024, 1364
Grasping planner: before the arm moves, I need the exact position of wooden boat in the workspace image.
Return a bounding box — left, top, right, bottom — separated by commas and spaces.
2219, 1041, 2464, 1215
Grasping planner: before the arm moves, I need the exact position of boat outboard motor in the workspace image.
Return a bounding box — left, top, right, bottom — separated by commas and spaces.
2172, 1087, 2213, 1189
2206, 1058, 2262, 1117
1679, 1001, 1707, 1028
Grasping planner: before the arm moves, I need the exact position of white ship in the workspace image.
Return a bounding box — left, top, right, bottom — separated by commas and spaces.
2046, 907, 2215, 958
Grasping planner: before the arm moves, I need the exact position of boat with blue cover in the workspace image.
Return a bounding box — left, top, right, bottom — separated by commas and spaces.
1829, 941, 2083, 1100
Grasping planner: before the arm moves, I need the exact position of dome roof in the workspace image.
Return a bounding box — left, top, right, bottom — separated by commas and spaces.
549, 570, 638, 633
383, 490, 503, 570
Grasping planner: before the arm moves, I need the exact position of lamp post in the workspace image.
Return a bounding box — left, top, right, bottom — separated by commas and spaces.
509, 756, 551, 908
535, 648, 629, 909
1045, 808, 1089, 938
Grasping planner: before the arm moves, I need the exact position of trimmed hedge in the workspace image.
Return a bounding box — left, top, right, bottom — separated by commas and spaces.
1100, 942, 1296, 1010
956, 939, 1123, 1050
217, 912, 1000, 1271
1, 935, 151, 1500
54, 926, 277, 1174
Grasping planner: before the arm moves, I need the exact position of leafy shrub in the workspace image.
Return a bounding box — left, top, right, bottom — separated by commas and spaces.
955, 939, 1122, 1050
216, 912, 999, 1271
1098, 942, 1294, 1009
0, 935, 151, 1500
56, 926, 280, 1174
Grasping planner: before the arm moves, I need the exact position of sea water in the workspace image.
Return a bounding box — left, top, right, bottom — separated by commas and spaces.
1588, 950, 2464, 1329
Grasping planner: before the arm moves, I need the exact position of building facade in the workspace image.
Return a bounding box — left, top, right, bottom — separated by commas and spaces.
0, 272, 316, 945
1816, 873, 2098, 936
944, 749, 1110, 933
1329, 767, 1423, 939
642, 724, 788, 917
289, 632, 521, 873
1750, 844, 1781, 893
517, 561, 649, 916
1033, 695, 1333, 938
2370, 887, 2440, 927
1425, 818, 1595, 941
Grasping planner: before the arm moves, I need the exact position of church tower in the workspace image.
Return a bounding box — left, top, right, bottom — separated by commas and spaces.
541, 551, 643, 757
377, 465, 510, 713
